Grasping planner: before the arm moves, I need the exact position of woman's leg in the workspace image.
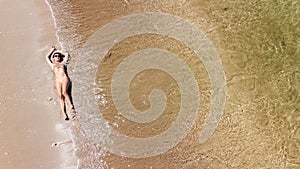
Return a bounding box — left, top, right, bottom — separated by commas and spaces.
62, 78, 76, 115
55, 81, 69, 120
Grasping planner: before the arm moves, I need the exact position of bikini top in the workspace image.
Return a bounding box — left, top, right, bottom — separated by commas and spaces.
52, 63, 66, 72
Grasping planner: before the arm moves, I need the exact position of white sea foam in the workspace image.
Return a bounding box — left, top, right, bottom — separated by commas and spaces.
44, 1, 79, 168
44, 0, 64, 50
55, 123, 67, 131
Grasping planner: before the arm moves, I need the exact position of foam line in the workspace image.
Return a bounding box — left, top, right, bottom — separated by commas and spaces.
44, 0, 65, 51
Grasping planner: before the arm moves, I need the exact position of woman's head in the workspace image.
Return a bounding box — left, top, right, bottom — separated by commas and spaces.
52, 52, 63, 62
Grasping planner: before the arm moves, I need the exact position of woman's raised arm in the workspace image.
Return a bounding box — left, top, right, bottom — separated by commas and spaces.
62, 52, 70, 64
45, 46, 56, 67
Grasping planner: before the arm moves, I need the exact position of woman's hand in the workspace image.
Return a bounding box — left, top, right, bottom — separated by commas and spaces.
51, 45, 57, 51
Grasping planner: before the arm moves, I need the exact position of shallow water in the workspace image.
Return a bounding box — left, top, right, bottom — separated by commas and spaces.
47, 0, 299, 168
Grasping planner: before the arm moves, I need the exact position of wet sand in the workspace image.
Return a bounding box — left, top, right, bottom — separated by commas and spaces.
0, 0, 70, 168
26, 0, 299, 168
52, 0, 299, 168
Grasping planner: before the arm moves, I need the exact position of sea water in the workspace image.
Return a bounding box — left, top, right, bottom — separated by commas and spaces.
46, 0, 299, 168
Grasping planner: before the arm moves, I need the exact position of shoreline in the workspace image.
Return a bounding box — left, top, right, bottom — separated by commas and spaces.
0, 0, 75, 168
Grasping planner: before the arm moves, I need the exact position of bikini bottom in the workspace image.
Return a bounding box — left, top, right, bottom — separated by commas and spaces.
55, 75, 68, 83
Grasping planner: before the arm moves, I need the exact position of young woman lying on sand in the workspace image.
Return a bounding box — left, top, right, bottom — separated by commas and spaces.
46, 46, 76, 120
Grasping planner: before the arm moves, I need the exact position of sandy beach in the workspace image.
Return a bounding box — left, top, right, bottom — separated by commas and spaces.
1, 0, 298, 168
0, 0, 70, 168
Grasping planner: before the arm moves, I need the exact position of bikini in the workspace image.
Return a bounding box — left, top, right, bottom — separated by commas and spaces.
52, 63, 68, 83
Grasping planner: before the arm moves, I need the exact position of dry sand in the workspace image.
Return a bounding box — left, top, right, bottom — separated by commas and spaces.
0, 0, 70, 168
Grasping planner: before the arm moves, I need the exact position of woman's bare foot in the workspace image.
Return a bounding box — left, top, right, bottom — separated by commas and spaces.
71, 108, 77, 119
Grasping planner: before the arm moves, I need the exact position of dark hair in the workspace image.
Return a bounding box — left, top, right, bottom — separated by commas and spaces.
52, 52, 64, 62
